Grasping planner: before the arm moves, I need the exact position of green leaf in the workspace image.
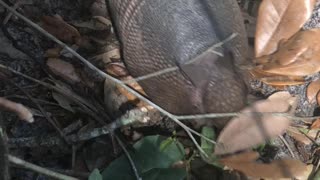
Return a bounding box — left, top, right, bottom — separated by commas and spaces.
200, 127, 221, 167
102, 135, 186, 180
201, 127, 215, 155
89, 169, 103, 180
142, 168, 187, 180
160, 137, 174, 151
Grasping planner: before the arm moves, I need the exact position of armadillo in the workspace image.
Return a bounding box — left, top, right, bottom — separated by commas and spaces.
107, 0, 249, 128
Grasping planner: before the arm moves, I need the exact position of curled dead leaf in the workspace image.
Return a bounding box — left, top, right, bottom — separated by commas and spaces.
117, 76, 149, 108
255, 0, 316, 58
256, 29, 320, 77
268, 91, 298, 117
41, 15, 81, 45
47, 58, 81, 84
267, 91, 292, 101
287, 126, 313, 145
250, 68, 305, 87
307, 79, 320, 104
0, 97, 33, 123
220, 152, 311, 179
214, 98, 293, 155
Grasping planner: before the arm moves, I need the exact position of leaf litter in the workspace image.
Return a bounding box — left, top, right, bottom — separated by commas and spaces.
2, 0, 320, 179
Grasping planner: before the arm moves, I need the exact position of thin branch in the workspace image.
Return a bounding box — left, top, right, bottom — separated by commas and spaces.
279, 135, 295, 158
123, 66, 178, 84
115, 135, 141, 180
8, 155, 79, 180
186, 33, 237, 64
176, 112, 320, 121
123, 33, 237, 84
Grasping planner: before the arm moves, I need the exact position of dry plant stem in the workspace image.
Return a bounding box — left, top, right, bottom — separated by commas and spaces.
176, 112, 320, 122
2, 0, 33, 24
124, 33, 237, 84
2, 0, 21, 24
48, 169, 90, 179
0, 1, 214, 155
187, 33, 237, 64
5, 95, 61, 107
8, 155, 79, 180
279, 135, 295, 158
115, 135, 141, 180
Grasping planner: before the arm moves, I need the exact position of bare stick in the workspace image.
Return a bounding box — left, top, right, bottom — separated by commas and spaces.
176, 112, 320, 122
115, 135, 141, 180
279, 135, 295, 158
124, 33, 237, 84
8, 155, 79, 180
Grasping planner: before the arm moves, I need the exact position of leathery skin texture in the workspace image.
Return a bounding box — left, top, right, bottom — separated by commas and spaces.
108, 0, 250, 128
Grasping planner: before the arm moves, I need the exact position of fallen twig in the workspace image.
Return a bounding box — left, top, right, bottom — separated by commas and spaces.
123, 33, 237, 84
115, 135, 141, 180
8, 155, 79, 180
279, 135, 295, 158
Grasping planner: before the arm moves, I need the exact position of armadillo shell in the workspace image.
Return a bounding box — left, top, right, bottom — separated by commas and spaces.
108, 0, 249, 128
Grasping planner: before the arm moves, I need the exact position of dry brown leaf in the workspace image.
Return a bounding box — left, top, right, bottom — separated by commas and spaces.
268, 91, 297, 110
287, 127, 312, 145
0, 97, 33, 123
255, 0, 316, 58
307, 79, 320, 104
41, 15, 81, 45
220, 152, 310, 179
214, 99, 292, 155
117, 76, 150, 108
311, 119, 320, 129
52, 92, 75, 113
250, 68, 305, 87
47, 58, 81, 84
256, 29, 320, 77
317, 92, 320, 106
268, 91, 292, 101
